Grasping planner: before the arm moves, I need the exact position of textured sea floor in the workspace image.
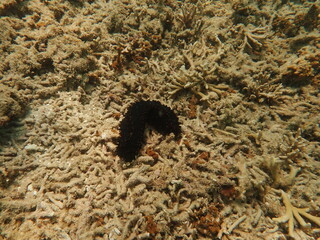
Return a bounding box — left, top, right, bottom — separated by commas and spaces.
0, 0, 320, 239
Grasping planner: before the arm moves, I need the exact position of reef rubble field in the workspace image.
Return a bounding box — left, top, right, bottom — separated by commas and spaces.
0, 0, 319, 239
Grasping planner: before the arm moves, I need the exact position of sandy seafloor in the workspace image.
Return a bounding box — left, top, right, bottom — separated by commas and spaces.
0, 0, 320, 239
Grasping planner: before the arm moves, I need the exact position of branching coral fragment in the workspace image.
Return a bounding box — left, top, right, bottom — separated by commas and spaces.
168, 70, 229, 103
238, 24, 269, 53
243, 81, 291, 104
273, 190, 320, 237
176, 3, 198, 29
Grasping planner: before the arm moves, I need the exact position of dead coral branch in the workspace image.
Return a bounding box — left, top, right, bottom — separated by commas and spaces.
273, 190, 320, 238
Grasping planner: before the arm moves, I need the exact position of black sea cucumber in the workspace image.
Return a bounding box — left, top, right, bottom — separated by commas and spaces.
116, 100, 181, 162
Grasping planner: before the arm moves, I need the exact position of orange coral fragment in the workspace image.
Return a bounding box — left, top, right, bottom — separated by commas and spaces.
145, 215, 158, 235
146, 147, 159, 160
191, 204, 223, 238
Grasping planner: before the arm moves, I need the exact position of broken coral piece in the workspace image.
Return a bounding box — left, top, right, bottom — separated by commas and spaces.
273, 190, 320, 237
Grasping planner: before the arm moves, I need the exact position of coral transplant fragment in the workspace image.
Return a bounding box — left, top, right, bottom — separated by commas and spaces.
116, 100, 181, 162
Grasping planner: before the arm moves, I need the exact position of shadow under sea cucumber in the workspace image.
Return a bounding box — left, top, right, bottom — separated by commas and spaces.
116, 100, 181, 162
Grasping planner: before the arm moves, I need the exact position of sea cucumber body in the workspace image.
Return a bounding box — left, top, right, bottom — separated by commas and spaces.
117, 100, 181, 162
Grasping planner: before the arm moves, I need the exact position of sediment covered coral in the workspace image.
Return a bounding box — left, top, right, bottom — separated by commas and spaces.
0, 0, 319, 239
